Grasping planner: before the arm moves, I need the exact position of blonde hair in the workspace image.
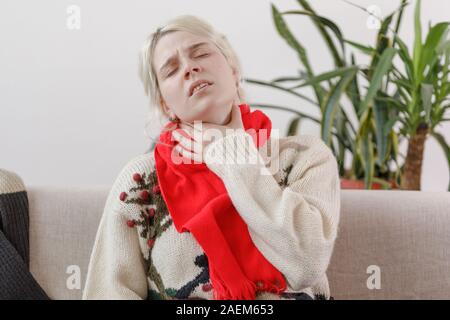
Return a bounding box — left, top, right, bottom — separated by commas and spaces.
138, 15, 246, 129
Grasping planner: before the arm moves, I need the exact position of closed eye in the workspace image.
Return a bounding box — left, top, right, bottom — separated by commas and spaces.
167, 67, 178, 77
166, 54, 209, 77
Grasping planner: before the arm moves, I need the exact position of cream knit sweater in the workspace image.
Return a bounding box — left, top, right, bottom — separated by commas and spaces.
82, 132, 341, 300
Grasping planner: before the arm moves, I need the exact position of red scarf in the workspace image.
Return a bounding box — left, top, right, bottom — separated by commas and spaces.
154, 103, 287, 300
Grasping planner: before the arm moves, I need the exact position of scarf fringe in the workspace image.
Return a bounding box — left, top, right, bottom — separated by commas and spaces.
211, 276, 286, 300
212, 276, 257, 300
259, 280, 286, 295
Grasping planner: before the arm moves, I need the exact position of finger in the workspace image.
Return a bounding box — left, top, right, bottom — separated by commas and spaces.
174, 144, 203, 163
181, 122, 202, 134
173, 130, 203, 154
179, 119, 194, 129
172, 130, 196, 152
174, 127, 194, 140
178, 125, 195, 139
179, 124, 204, 151
174, 128, 199, 146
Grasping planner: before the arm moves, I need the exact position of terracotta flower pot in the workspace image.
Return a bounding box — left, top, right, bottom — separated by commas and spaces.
340, 178, 399, 190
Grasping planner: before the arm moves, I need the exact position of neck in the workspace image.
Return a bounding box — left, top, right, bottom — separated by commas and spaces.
219, 100, 241, 125
221, 109, 232, 125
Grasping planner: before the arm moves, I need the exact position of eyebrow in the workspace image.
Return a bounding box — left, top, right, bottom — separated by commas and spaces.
158, 42, 210, 75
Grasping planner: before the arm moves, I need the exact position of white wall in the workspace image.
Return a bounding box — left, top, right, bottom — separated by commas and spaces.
1, 0, 449, 190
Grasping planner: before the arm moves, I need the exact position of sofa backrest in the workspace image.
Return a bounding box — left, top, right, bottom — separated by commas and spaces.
329, 190, 450, 299
27, 186, 450, 300
28, 186, 108, 300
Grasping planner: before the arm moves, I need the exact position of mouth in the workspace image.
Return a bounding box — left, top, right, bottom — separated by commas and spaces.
189, 80, 214, 97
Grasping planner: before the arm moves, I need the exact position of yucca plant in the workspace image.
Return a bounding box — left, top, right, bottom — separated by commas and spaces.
246, 0, 450, 190
328, 0, 450, 190
388, 0, 450, 190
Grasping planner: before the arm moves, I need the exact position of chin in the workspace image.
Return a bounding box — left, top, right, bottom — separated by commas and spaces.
188, 95, 233, 123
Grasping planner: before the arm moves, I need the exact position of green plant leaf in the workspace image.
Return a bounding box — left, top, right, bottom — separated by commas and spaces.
421, 83, 433, 125
358, 48, 397, 116
431, 131, 450, 191
335, 108, 347, 173
321, 68, 357, 145
394, 35, 415, 82
379, 12, 395, 38
437, 28, 450, 54
344, 39, 375, 55
290, 1, 345, 66
384, 117, 399, 136
374, 95, 408, 112
393, 78, 414, 91
360, 131, 375, 189
248, 103, 320, 122
288, 66, 358, 89
413, 0, 423, 79
419, 22, 450, 80
347, 53, 362, 113
271, 5, 313, 76
368, 11, 395, 81
287, 117, 301, 136
373, 94, 391, 166
244, 78, 317, 105
250, 103, 351, 150
390, 129, 400, 170
271, 76, 305, 83
393, 0, 409, 43
271, 4, 325, 105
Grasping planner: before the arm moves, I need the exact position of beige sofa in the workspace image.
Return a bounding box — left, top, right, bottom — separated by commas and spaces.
26, 186, 450, 300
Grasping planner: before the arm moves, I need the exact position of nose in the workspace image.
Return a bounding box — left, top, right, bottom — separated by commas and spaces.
184, 61, 202, 80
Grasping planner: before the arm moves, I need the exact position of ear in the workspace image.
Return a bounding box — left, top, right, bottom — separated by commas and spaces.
160, 97, 170, 115
231, 66, 240, 86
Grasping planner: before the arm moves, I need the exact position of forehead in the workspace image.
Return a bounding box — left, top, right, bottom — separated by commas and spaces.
153, 31, 212, 68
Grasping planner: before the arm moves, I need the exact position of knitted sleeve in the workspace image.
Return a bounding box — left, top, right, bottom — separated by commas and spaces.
82, 155, 153, 300
203, 132, 341, 292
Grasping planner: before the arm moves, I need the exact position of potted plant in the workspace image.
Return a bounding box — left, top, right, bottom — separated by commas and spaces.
245, 0, 450, 190
386, 0, 450, 190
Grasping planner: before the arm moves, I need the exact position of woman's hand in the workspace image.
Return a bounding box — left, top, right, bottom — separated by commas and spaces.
171, 103, 244, 163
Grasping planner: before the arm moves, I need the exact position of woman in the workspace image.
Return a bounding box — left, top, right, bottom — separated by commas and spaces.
82, 15, 340, 300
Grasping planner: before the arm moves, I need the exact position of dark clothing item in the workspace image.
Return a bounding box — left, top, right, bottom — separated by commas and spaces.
0, 190, 30, 267
0, 170, 49, 300
0, 231, 49, 299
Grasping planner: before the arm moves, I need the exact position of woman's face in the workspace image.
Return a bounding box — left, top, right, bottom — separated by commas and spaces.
153, 31, 239, 124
